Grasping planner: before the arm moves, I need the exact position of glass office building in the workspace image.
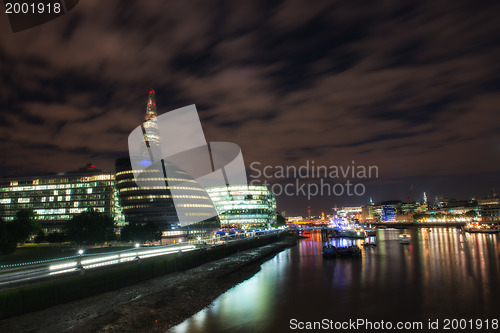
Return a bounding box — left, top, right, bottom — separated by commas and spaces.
115, 157, 220, 232
0, 165, 125, 233
205, 185, 277, 227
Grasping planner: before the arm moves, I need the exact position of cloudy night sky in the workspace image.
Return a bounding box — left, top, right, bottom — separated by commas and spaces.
0, 1, 499, 215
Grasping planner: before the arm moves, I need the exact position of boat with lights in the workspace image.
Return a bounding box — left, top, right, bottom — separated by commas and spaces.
328, 220, 368, 239
399, 234, 411, 244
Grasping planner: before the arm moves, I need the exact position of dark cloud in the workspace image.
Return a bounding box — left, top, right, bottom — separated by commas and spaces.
0, 0, 499, 214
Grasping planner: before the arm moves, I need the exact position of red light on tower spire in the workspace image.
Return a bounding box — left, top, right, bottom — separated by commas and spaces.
145, 89, 158, 121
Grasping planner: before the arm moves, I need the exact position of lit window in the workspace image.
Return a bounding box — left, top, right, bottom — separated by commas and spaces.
49, 197, 54, 202
54, 190, 58, 195
87, 188, 93, 194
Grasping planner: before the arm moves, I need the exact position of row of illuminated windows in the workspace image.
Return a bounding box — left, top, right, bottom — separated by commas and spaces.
220, 214, 272, 221
122, 204, 173, 210
116, 169, 190, 177
184, 212, 213, 217
1, 200, 109, 210
162, 230, 185, 236
78, 175, 114, 182
207, 192, 271, 198
1, 212, 110, 221
206, 186, 271, 192
11, 180, 113, 187
216, 204, 275, 211
0, 189, 110, 198
219, 218, 271, 224
1, 215, 70, 221
0, 194, 111, 204
0, 191, 111, 198
123, 203, 214, 210
210, 198, 274, 205
210, 196, 274, 202
33, 207, 106, 215
210, 194, 272, 200
220, 210, 274, 215
177, 203, 214, 208
215, 200, 276, 206
122, 194, 211, 200
116, 178, 197, 184
121, 203, 215, 211
2, 207, 108, 216
220, 218, 274, 222
6, 175, 113, 186
0, 182, 113, 192
118, 186, 207, 192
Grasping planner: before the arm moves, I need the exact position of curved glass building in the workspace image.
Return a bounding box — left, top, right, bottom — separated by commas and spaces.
205, 185, 276, 227
115, 157, 220, 231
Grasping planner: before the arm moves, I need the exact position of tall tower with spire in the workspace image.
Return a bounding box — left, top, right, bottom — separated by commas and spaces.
145, 89, 158, 121
141, 89, 161, 161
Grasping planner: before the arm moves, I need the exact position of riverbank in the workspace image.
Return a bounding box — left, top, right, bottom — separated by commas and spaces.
0, 236, 297, 332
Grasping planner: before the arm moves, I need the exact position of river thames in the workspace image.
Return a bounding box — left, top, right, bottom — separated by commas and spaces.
170, 228, 500, 332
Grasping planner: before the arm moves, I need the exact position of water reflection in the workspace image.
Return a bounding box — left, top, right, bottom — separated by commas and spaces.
169, 229, 500, 333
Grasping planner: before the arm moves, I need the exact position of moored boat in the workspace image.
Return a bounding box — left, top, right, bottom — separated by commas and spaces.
322, 244, 362, 258
399, 234, 411, 244
322, 245, 337, 257
364, 228, 377, 237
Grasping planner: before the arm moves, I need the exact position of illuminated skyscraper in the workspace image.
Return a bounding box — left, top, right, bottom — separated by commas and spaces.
141, 89, 161, 161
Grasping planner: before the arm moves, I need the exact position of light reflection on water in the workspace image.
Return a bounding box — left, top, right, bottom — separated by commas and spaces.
169, 229, 500, 333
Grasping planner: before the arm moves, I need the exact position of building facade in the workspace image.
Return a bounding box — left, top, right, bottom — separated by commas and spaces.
205, 185, 276, 227
0, 164, 125, 233
115, 157, 220, 232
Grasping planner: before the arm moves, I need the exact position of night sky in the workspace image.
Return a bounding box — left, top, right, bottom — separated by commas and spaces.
1, 1, 499, 215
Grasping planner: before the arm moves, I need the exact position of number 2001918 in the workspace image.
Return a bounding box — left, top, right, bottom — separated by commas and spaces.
5, 2, 62, 14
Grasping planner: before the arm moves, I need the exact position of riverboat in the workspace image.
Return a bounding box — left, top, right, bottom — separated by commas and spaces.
399, 234, 411, 245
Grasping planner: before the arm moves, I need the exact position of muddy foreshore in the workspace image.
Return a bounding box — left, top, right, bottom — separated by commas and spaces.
0, 236, 298, 333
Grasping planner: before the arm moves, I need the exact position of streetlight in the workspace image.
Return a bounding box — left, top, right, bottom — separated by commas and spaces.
134, 243, 140, 262
77, 249, 84, 274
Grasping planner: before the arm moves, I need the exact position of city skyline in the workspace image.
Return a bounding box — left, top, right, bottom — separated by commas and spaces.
1, 1, 499, 215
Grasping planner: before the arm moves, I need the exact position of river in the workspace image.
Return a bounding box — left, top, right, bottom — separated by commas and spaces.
169, 228, 500, 332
